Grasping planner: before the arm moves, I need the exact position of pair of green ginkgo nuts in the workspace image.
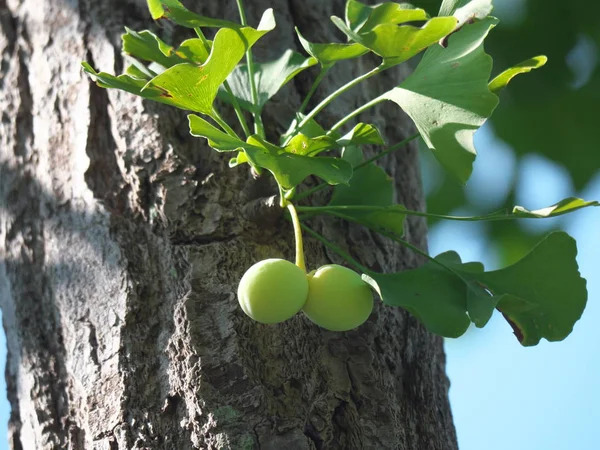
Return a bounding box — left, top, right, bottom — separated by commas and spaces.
237, 258, 374, 331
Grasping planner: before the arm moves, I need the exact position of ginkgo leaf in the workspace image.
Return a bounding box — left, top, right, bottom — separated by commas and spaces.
511, 197, 599, 218
362, 231, 588, 345
337, 123, 385, 147
245, 136, 353, 189
363, 257, 472, 338
146, 0, 240, 28
383, 17, 499, 183
345, 0, 429, 32
143, 10, 275, 116
331, 14, 457, 67
296, 27, 368, 68
489, 55, 548, 95
283, 134, 338, 156
218, 50, 317, 113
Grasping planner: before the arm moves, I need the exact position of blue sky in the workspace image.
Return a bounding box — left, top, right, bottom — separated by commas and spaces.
436, 126, 600, 450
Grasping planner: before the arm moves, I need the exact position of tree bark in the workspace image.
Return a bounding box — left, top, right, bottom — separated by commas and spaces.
0, 0, 458, 449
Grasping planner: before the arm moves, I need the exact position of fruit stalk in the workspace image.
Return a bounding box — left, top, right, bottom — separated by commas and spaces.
286, 202, 306, 272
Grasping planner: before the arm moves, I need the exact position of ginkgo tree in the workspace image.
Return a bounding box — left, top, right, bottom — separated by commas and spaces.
83, 0, 598, 346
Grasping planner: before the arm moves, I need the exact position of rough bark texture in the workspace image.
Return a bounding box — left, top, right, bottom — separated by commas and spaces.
0, 0, 458, 448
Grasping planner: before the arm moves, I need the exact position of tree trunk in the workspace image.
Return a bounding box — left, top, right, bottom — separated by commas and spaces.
0, 0, 458, 448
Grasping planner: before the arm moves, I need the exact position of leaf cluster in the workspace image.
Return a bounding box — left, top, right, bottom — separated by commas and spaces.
80, 0, 597, 346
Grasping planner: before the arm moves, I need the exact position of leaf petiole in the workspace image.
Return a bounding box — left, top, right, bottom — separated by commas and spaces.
298, 66, 330, 114
299, 223, 371, 274
236, 0, 265, 137
329, 94, 386, 133
211, 108, 240, 138
285, 65, 386, 144
293, 133, 420, 202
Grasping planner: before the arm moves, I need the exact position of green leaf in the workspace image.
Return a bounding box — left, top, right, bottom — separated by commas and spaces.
283, 134, 338, 156
188, 114, 249, 151
332, 9, 457, 67
489, 55, 548, 95
188, 115, 352, 188
122, 28, 187, 68
345, 0, 429, 32
82, 62, 168, 101
439, 0, 493, 26
340, 145, 364, 167
363, 256, 471, 338
279, 113, 335, 145
330, 166, 394, 207
146, 0, 241, 29
383, 17, 499, 183
337, 123, 386, 147
327, 164, 406, 237
245, 136, 353, 189
296, 27, 368, 68
511, 197, 599, 218
477, 232, 587, 346
363, 231, 587, 345
219, 49, 317, 113
143, 10, 275, 116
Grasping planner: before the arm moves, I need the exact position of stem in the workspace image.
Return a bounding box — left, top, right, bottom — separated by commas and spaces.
194, 27, 251, 137
298, 66, 330, 114
292, 133, 420, 202
290, 65, 385, 142
355, 132, 420, 169
374, 228, 471, 282
329, 94, 386, 133
236, 0, 265, 137
299, 204, 539, 223
212, 108, 240, 138
300, 223, 371, 274
286, 203, 306, 272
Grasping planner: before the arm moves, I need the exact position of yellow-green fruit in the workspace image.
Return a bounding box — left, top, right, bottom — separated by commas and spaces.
237, 258, 309, 324
302, 264, 373, 331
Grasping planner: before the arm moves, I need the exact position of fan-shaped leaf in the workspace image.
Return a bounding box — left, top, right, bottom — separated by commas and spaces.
332, 14, 457, 67
144, 10, 275, 116
489, 55, 548, 95
146, 0, 241, 29
383, 17, 499, 183
218, 49, 316, 113
296, 27, 368, 68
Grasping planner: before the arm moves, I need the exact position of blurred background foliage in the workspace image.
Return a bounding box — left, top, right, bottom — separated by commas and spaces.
412, 0, 600, 265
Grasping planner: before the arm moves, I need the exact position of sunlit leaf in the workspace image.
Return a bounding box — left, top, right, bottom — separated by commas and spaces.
296, 27, 368, 68
122, 28, 187, 68
383, 17, 499, 183
245, 136, 353, 189
219, 49, 317, 113
345, 0, 429, 32
146, 0, 241, 29
279, 113, 336, 145
82, 62, 166, 100
439, 0, 493, 27
337, 123, 386, 147
511, 197, 599, 218
188, 114, 248, 151
283, 134, 338, 156
489, 55, 548, 95
332, 13, 457, 67
144, 10, 275, 116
